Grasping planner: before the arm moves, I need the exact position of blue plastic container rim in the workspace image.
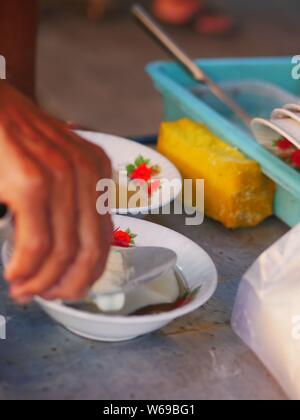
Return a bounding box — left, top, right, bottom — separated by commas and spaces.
146, 57, 300, 200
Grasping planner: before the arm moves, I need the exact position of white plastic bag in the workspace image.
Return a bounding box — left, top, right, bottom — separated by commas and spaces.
232, 223, 300, 400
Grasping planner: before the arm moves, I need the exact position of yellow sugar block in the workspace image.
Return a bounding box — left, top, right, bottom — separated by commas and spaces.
157, 119, 275, 229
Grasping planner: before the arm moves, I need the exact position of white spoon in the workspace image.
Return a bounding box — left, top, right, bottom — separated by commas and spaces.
89, 246, 178, 312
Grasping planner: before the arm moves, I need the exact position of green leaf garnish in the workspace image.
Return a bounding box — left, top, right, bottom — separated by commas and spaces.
126, 164, 136, 176
135, 156, 150, 167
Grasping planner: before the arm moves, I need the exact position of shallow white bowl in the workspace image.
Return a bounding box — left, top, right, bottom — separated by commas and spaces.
251, 117, 300, 150
76, 131, 182, 216
2, 216, 218, 342
272, 107, 300, 125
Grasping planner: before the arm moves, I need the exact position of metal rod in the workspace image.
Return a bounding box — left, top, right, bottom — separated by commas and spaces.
132, 4, 252, 128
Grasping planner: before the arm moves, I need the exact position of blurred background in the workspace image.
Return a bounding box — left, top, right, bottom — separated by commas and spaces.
38, 0, 300, 136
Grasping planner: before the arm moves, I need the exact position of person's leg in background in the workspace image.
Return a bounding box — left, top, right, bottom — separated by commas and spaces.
152, 0, 201, 25
87, 0, 109, 20
85, 0, 234, 36
152, 0, 234, 35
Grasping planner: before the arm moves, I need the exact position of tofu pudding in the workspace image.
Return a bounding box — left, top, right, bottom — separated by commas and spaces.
66, 264, 190, 317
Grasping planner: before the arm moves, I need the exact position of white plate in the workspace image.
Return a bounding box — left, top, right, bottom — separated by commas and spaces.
76, 131, 182, 215
2, 216, 218, 342
251, 117, 300, 150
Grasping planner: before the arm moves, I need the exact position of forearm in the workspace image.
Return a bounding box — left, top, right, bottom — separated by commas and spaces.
0, 0, 38, 99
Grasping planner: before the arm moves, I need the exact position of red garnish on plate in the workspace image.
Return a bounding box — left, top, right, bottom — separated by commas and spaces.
291, 150, 300, 170
112, 228, 137, 248
130, 163, 154, 182
126, 156, 161, 194
276, 138, 294, 150
273, 138, 299, 167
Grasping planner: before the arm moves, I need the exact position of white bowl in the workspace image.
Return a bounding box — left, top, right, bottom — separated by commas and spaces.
272, 107, 300, 125
251, 117, 300, 151
76, 131, 183, 216
2, 216, 218, 342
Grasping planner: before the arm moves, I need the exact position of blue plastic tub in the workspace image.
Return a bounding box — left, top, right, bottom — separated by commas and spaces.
146, 57, 300, 227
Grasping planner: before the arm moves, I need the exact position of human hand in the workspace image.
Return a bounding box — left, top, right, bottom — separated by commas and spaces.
0, 82, 112, 303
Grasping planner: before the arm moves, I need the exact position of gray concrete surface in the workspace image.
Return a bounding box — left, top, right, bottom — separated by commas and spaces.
0, 215, 289, 400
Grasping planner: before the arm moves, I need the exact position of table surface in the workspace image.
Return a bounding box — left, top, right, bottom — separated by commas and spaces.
0, 214, 289, 400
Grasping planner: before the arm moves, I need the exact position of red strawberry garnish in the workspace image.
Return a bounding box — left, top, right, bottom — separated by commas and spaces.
276, 138, 294, 150
126, 156, 161, 195
130, 163, 153, 182
112, 228, 137, 248
127, 156, 161, 181
291, 150, 300, 170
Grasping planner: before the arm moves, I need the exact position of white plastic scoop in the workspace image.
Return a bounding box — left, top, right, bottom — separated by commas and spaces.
89, 246, 178, 312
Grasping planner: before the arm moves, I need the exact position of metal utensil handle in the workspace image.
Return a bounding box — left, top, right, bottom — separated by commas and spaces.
132, 4, 206, 82
206, 79, 252, 127
132, 4, 252, 128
